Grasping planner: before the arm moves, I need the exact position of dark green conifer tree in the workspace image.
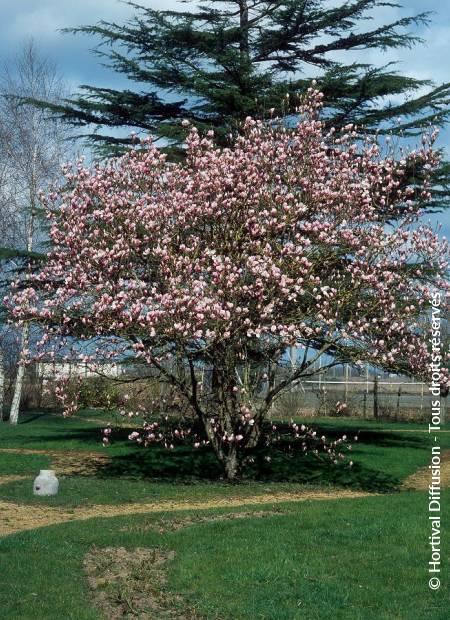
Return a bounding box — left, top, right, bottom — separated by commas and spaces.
29, 1, 450, 207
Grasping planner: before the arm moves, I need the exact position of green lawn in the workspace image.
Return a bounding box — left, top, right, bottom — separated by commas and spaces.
2, 410, 448, 492
0, 410, 448, 619
0, 493, 447, 619
0, 473, 323, 508
0, 409, 130, 453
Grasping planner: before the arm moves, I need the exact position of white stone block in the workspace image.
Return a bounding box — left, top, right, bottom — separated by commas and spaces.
33, 470, 59, 496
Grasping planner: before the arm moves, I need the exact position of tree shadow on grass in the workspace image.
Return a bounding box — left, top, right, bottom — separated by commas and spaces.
97, 421, 430, 492
1, 411, 106, 448
96, 445, 399, 493
10, 414, 425, 492
19, 413, 49, 424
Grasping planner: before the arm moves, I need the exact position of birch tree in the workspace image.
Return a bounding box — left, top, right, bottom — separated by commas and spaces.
0, 41, 69, 424
0, 132, 22, 421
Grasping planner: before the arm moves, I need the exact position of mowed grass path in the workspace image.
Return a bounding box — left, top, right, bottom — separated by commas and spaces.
0, 411, 449, 619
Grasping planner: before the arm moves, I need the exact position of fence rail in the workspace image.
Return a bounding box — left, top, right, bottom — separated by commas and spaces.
273, 370, 443, 422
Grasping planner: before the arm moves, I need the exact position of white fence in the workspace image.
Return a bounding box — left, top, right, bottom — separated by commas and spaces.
36, 361, 124, 380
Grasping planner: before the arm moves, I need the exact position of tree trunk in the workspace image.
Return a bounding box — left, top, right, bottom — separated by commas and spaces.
9, 164, 35, 426
202, 420, 243, 481
200, 393, 243, 481
9, 323, 29, 425
223, 448, 240, 481
239, 0, 250, 64
0, 348, 5, 421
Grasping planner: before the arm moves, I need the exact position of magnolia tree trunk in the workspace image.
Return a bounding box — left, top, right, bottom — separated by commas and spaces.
201, 404, 266, 480
199, 402, 241, 480
0, 348, 5, 421
222, 447, 240, 480
9, 323, 29, 425
196, 358, 266, 480
203, 415, 243, 481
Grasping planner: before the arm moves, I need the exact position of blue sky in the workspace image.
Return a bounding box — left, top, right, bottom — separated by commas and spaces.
0, 0, 449, 233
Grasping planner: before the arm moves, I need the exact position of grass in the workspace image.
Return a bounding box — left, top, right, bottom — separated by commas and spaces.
0, 410, 448, 508
0, 475, 324, 508
3, 411, 448, 481
0, 409, 128, 453
0, 409, 448, 619
167, 492, 449, 619
0, 452, 52, 475
0, 493, 447, 619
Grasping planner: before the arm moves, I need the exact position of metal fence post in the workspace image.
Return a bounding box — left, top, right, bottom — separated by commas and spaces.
396, 385, 402, 422
373, 375, 379, 419
344, 364, 349, 403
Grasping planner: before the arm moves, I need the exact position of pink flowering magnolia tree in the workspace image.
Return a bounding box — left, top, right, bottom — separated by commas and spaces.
8, 89, 449, 479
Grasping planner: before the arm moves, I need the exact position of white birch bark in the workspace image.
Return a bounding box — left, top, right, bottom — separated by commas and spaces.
9, 148, 35, 425
9, 323, 29, 425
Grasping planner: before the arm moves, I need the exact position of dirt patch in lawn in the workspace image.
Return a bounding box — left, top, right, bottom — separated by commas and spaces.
121, 507, 285, 534
0, 448, 110, 476
84, 546, 201, 619
0, 488, 370, 537
403, 449, 450, 490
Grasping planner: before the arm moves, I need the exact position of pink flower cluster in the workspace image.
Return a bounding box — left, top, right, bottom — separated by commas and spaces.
8, 88, 447, 381
5, 88, 449, 475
